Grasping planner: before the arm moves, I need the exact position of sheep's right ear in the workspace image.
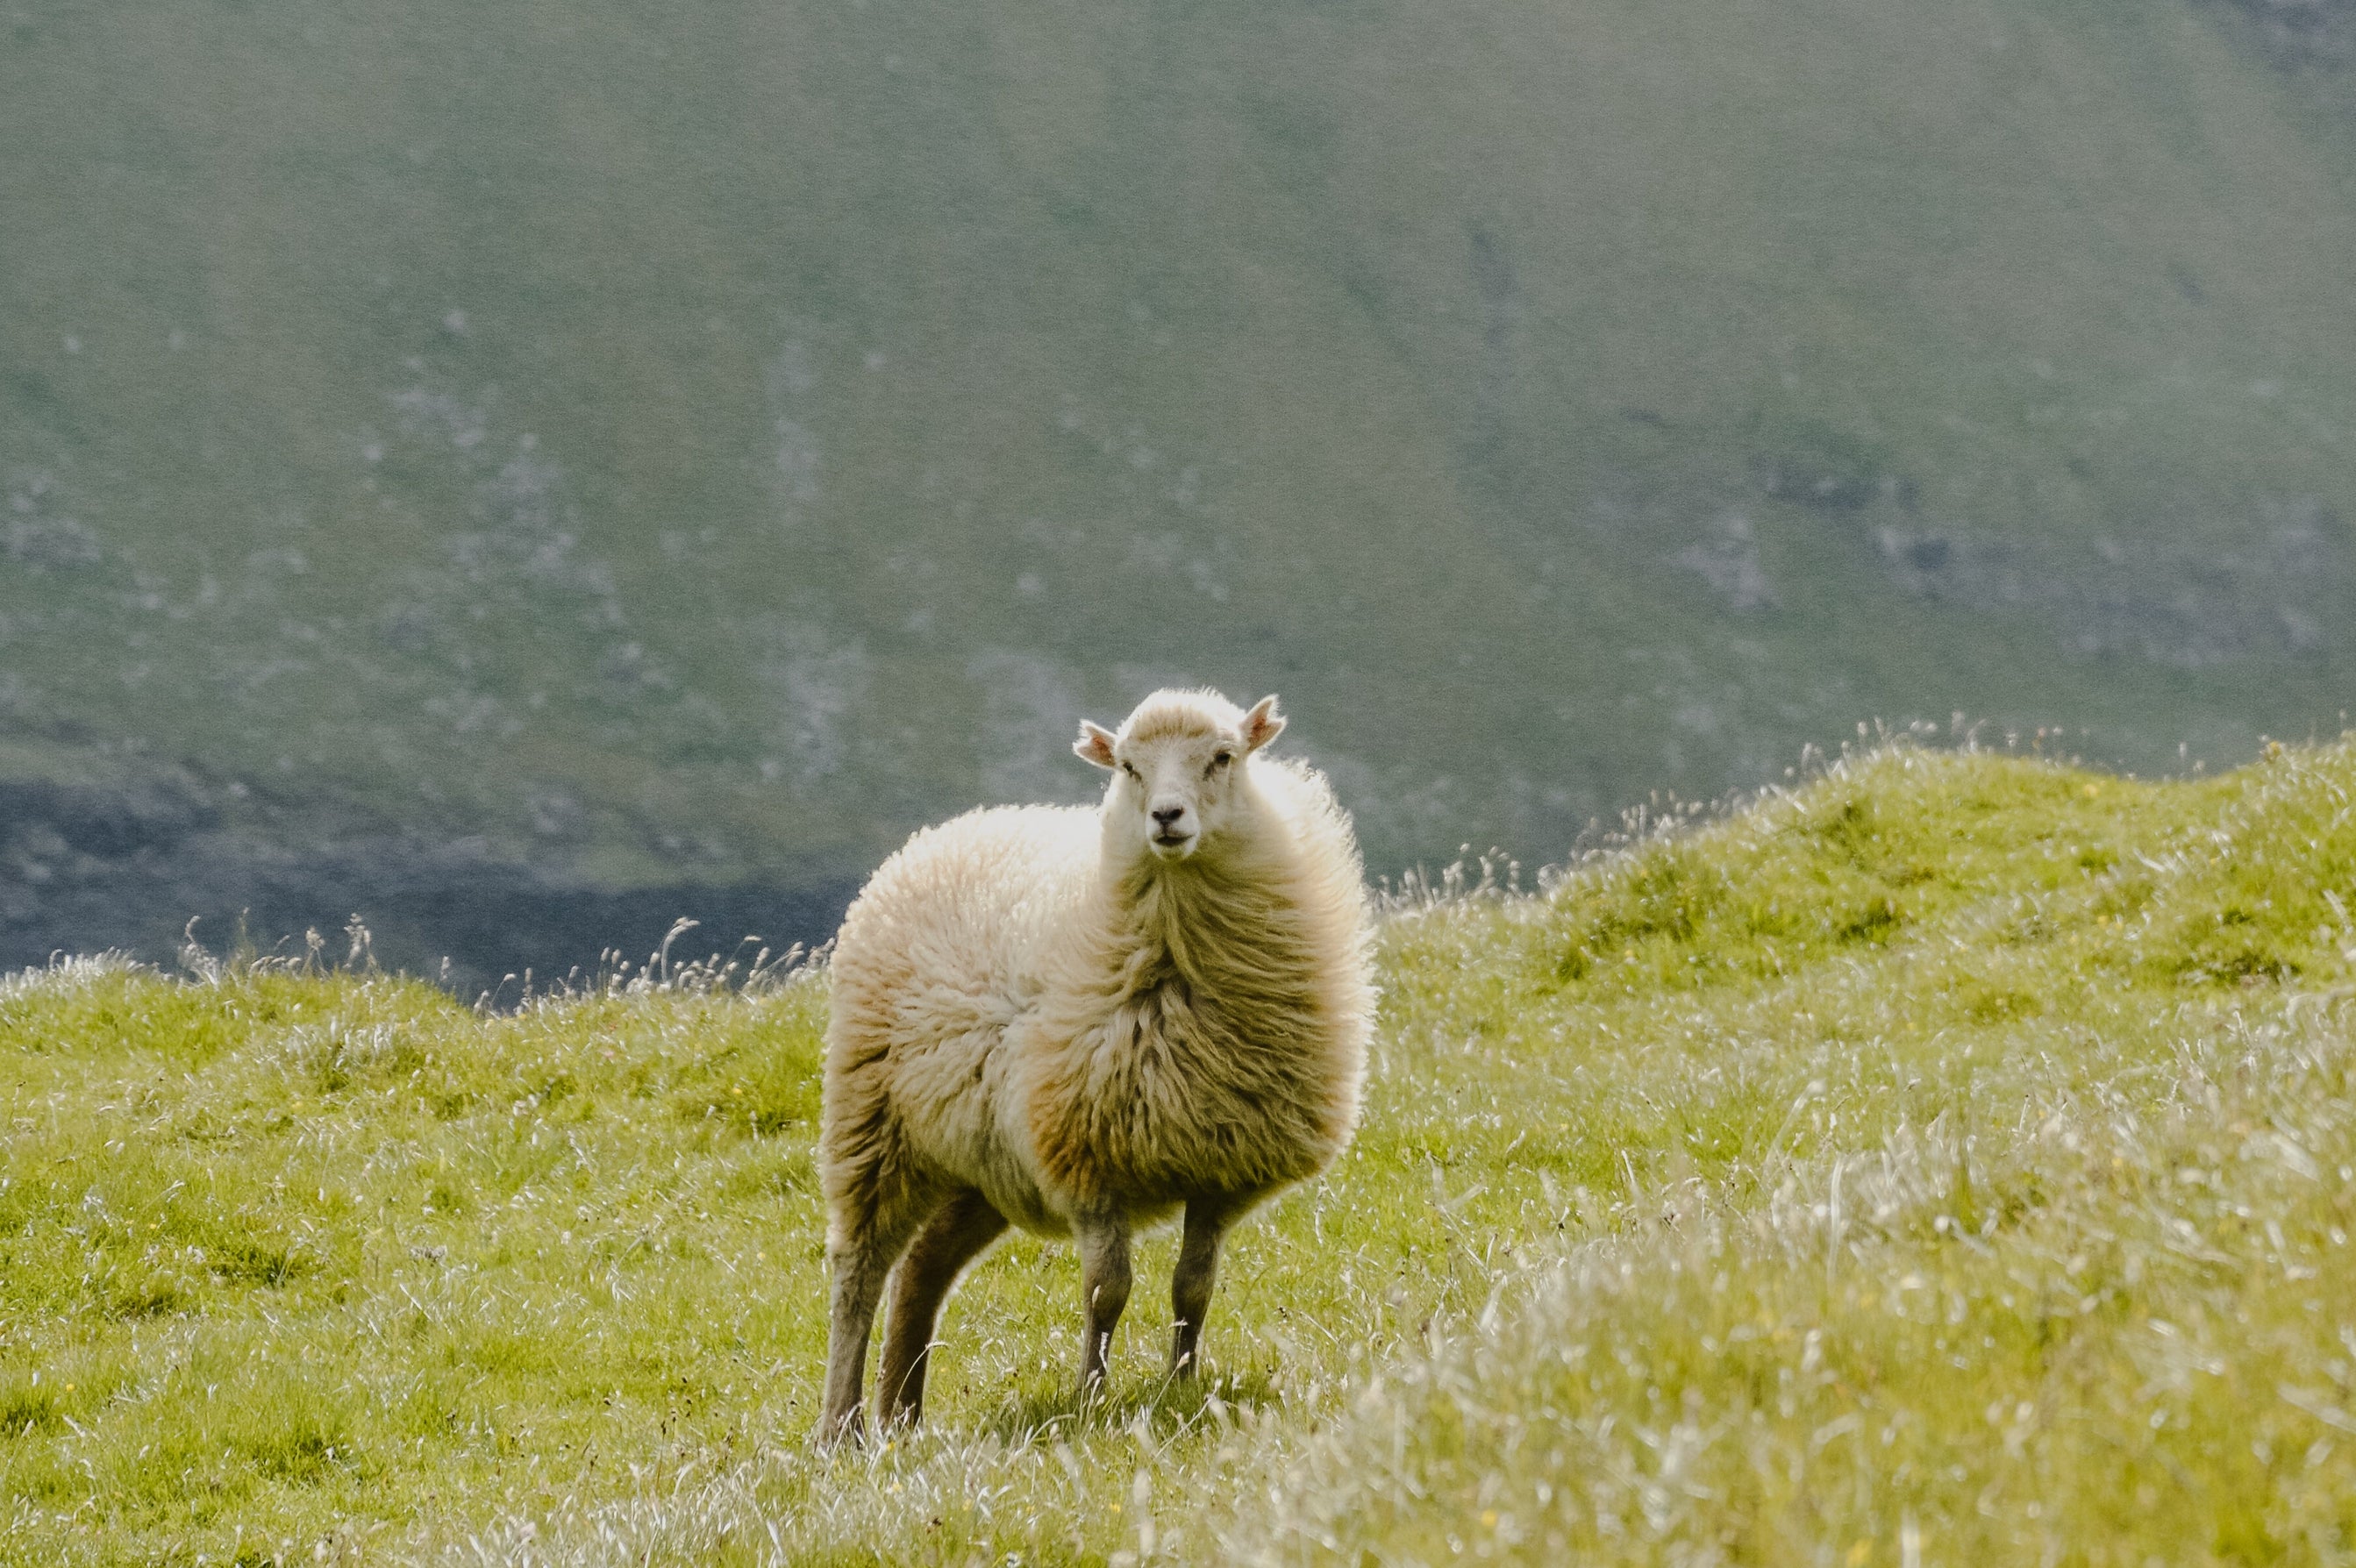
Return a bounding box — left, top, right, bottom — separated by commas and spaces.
1074, 721, 1118, 769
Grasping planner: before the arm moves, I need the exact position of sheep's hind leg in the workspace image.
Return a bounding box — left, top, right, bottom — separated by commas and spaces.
877, 1189, 1009, 1430
1169, 1196, 1239, 1378
1075, 1215, 1134, 1397
818, 1208, 925, 1450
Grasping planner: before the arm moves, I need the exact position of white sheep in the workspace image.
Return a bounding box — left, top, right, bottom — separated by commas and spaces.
816, 688, 1374, 1443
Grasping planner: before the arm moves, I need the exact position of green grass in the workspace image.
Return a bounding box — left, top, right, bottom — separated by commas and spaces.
5, 735, 2356, 1563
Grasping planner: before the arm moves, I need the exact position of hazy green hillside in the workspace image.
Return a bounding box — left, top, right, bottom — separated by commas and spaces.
4, 736, 2354, 1564
4, 0, 2355, 975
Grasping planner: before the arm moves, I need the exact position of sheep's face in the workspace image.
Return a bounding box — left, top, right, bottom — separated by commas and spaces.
1075, 692, 1286, 864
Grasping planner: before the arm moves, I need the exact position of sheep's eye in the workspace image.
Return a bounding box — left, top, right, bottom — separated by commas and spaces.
1120, 761, 1141, 780
1208, 752, 1232, 773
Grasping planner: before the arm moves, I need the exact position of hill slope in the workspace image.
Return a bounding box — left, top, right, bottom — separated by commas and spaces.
4, 734, 2354, 1562
5, 0, 2356, 977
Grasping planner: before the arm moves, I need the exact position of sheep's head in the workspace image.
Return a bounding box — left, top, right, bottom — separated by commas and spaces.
1074, 689, 1286, 863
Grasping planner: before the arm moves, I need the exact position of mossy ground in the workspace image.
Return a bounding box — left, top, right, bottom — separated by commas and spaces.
5, 737, 2356, 1564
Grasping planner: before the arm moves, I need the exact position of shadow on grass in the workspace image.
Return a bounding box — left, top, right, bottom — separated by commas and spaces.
971, 1365, 1285, 1448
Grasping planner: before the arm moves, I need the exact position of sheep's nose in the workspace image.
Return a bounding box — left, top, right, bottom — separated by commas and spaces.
1152, 806, 1186, 829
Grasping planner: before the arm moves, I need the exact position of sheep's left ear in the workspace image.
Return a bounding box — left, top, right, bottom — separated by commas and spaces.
1242, 695, 1286, 753
1074, 720, 1118, 769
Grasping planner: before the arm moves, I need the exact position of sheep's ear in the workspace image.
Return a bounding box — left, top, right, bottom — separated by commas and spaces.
1242, 695, 1286, 752
1074, 720, 1118, 769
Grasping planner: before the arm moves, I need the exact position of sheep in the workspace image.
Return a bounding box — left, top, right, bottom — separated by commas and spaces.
815, 688, 1374, 1444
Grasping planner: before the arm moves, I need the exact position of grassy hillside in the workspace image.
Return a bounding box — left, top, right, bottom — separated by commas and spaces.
4, 734, 2355, 1564
6, 0, 2356, 973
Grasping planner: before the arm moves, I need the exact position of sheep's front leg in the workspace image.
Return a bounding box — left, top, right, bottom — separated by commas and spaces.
1075, 1215, 1133, 1397
1169, 1197, 1238, 1377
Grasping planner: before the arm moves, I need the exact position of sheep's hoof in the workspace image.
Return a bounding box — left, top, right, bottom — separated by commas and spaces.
813, 1413, 866, 1452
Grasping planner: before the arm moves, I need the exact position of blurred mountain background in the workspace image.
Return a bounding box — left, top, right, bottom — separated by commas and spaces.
4, 0, 2353, 987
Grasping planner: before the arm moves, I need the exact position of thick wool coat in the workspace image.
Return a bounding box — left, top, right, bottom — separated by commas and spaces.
819, 756, 1374, 1246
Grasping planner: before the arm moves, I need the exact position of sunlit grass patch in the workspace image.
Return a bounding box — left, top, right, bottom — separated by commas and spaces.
3, 737, 2355, 1563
